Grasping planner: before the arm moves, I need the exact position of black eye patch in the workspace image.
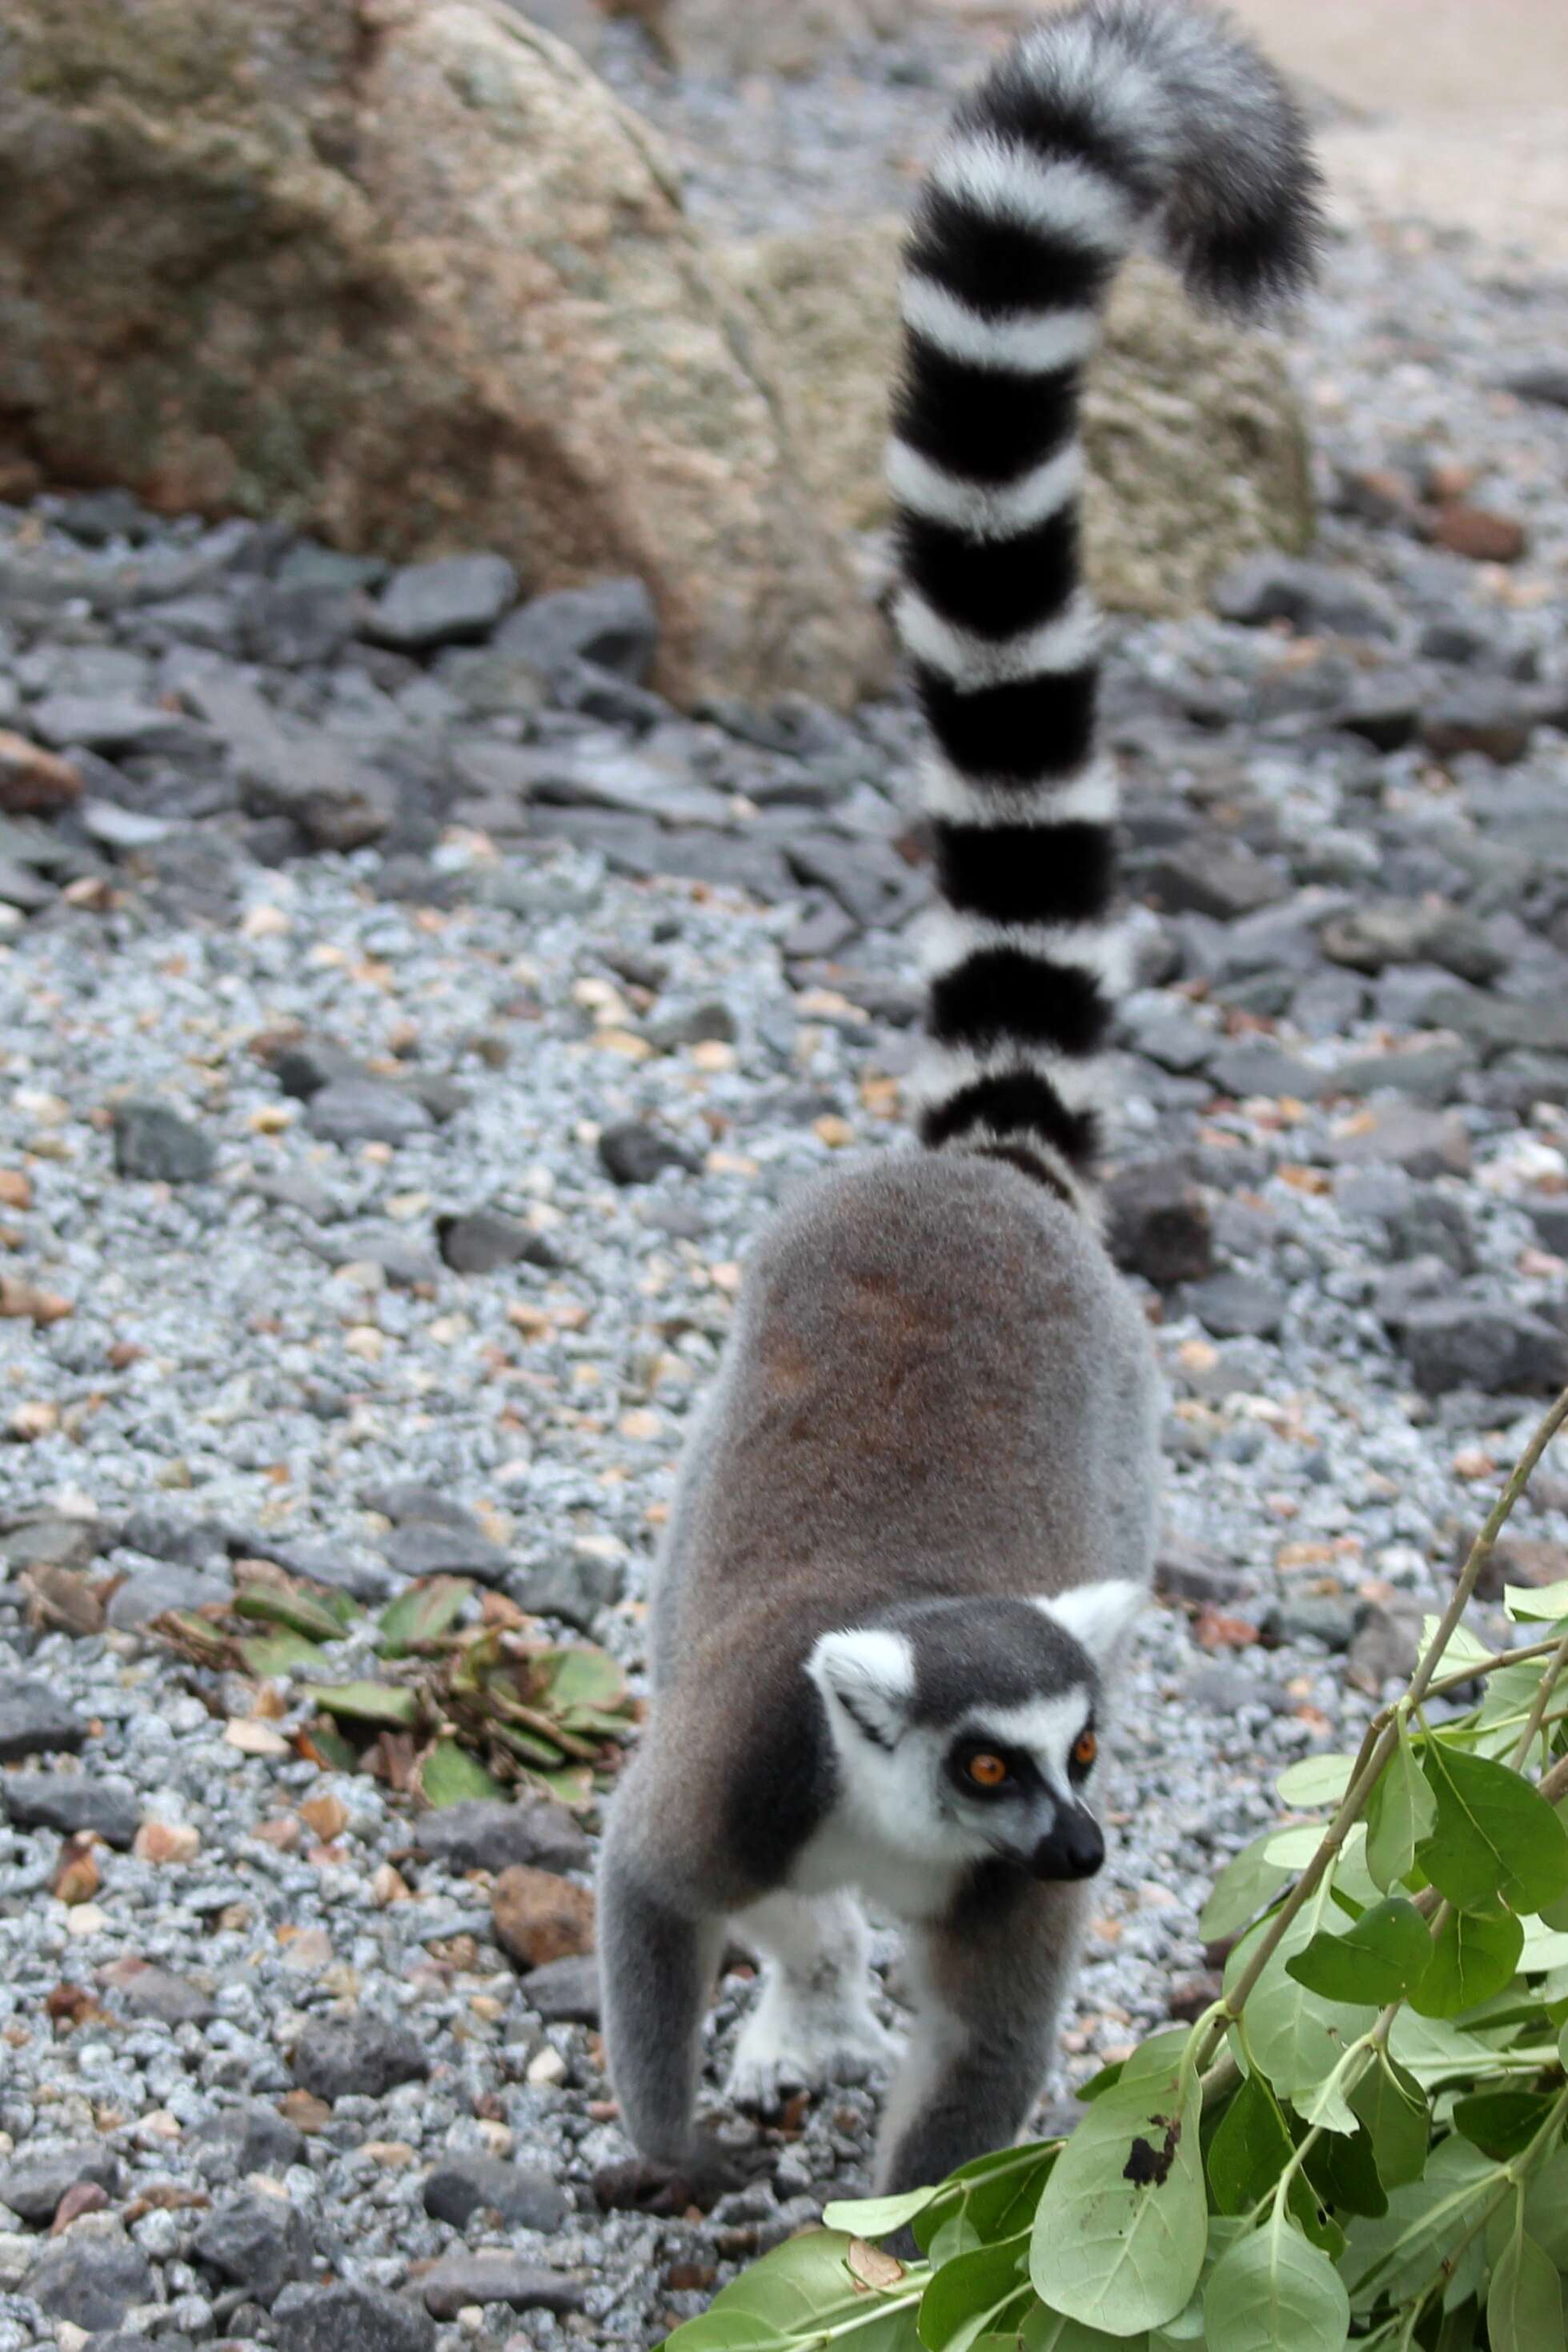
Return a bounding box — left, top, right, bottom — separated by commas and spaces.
948, 1738, 1035, 1799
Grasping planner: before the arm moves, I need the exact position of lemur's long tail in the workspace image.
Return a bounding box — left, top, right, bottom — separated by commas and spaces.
897, 0, 1321, 1208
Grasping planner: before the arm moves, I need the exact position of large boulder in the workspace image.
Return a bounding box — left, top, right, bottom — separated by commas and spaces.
0, 0, 885, 709
725, 225, 1315, 612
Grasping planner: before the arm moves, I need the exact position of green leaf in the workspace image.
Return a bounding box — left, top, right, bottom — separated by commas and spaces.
823, 2188, 941, 2242
1410, 1906, 1523, 2019
1020, 2310, 1139, 2351
687, 2230, 919, 2349
1276, 1754, 1357, 1809
1503, 1581, 1568, 1622
1488, 2225, 1566, 2352
917, 2234, 1029, 2352
1030, 2065, 1205, 2334
1202, 2214, 1349, 2352
376, 1576, 472, 1657
1348, 2049, 1430, 2190
534, 1642, 629, 1714
311, 1680, 421, 1728
1301, 2122, 1387, 2221
235, 1583, 353, 1641
1341, 2137, 1501, 2308
1453, 2089, 1556, 2161
1227, 1884, 1375, 2130
1526, 2149, 1568, 2266
417, 1738, 501, 1807
1420, 1616, 1495, 1679
1207, 2072, 1294, 2216
1418, 1742, 1568, 1918
301, 1719, 359, 1772
1199, 1831, 1292, 1942
1286, 1897, 1433, 2005
238, 1629, 324, 1677
1365, 1722, 1438, 1894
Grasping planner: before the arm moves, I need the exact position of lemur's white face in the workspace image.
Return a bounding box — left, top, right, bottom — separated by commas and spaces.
806, 1582, 1143, 1880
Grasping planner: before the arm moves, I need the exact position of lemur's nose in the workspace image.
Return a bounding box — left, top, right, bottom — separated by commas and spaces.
1031, 1808, 1105, 1881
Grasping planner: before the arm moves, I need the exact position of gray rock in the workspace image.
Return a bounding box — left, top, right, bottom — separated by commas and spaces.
435, 1209, 544, 1274
308, 1222, 440, 1289
361, 1482, 482, 1535
1420, 683, 1535, 765
101, 1958, 215, 2026
0, 2141, 125, 2227
1374, 1255, 1452, 1325
1348, 1599, 1425, 1694
1260, 1598, 1357, 1652
0, 1515, 105, 1571
522, 1954, 600, 2025
1476, 1054, 1568, 1114
1119, 998, 1211, 1074
0, 855, 55, 911
1185, 1270, 1285, 1340
419, 2251, 583, 2321
26, 2232, 154, 2331
272, 1040, 368, 1101
420, 2155, 569, 2233
527, 805, 792, 898
528, 739, 733, 827
111, 1099, 215, 1182
76, 799, 170, 853
1213, 556, 1398, 639
106, 1562, 231, 1630
1385, 1189, 1477, 1274
186, 2106, 308, 2183
379, 1523, 513, 1583
596, 1121, 700, 1186
1145, 840, 1285, 921
1423, 985, 1568, 1060
367, 556, 519, 652
1320, 901, 1506, 984
0, 1679, 86, 1761
1324, 1106, 1472, 1180
271, 2281, 435, 2352
291, 2012, 430, 2102
304, 1079, 433, 1146
0, 1772, 140, 1848
1104, 1162, 1213, 1288
511, 1542, 627, 1629
1505, 362, 1568, 410
645, 997, 739, 1051
492, 579, 658, 683
1528, 1202, 1568, 1258
1329, 673, 1420, 751
411, 1796, 589, 1876
1186, 1661, 1277, 1716
1206, 1038, 1317, 1099
1153, 1544, 1250, 1607
116, 1508, 231, 1568
1330, 1039, 1476, 1104
192, 2190, 313, 2305
1398, 1303, 1568, 1397
28, 692, 203, 756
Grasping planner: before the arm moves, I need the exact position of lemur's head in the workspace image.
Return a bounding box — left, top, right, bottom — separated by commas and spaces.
805, 1583, 1143, 1882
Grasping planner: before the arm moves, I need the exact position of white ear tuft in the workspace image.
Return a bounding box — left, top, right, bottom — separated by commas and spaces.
1037, 1579, 1146, 1668
807, 1628, 915, 1749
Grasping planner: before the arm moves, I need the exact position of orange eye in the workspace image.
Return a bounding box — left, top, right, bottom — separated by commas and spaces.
1073, 1730, 1098, 1770
966, 1752, 1009, 1790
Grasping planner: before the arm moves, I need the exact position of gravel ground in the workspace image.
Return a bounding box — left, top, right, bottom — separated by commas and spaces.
2, 18, 1568, 2352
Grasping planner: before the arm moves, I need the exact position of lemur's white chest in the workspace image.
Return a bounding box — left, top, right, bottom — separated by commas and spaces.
786, 1804, 967, 1924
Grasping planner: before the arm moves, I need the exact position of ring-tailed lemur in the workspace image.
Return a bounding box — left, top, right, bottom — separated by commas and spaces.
599, 0, 1319, 2202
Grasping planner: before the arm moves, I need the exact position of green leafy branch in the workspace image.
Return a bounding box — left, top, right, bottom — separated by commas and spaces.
668, 1389, 1568, 2352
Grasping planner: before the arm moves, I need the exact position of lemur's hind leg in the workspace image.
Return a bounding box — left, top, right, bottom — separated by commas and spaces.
727, 1889, 900, 2112
876, 1874, 1089, 2196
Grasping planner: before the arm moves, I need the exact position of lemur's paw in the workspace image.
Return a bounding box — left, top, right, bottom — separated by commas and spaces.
593, 2132, 760, 2214
726, 2004, 901, 2112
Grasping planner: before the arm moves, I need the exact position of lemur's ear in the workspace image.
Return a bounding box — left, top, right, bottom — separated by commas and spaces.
1037, 1579, 1145, 1667
807, 1628, 915, 1751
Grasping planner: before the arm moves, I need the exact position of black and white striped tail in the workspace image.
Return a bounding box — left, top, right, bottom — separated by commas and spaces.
896, 0, 1321, 1210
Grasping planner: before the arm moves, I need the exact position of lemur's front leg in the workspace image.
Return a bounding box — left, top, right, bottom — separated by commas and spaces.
597, 1763, 736, 2200
876, 1872, 1089, 2197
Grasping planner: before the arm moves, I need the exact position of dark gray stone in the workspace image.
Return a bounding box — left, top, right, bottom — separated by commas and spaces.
116, 1508, 231, 1568
1330, 674, 1420, 751
1186, 1662, 1278, 1716
1104, 1162, 1213, 1288
26, 2233, 154, 2331
1421, 683, 1535, 765
493, 579, 657, 683
1185, 1271, 1285, 1340
1374, 1255, 1452, 1325
271, 2281, 435, 2352
1206, 1038, 1317, 1100
526, 805, 793, 898
111, 1099, 215, 1182
511, 1543, 627, 1629
1260, 1598, 1357, 1652
1425, 985, 1568, 1060
379, 1523, 512, 1583
597, 1121, 700, 1186
1146, 839, 1285, 921
101, 1958, 215, 2026
192, 2190, 313, 2304
0, 1773, 140, 1848
527, 740, 732, 827
1397, 1304, 1568, 1397
1331, 1039, 1476, 1104
1119, 1001, 1210, 1074
272, 1040, 368, 1101
1212, 556, 1398, 639
0, 1515, 105, 1572
28, 693, 203, 756
645, 998, 739, 1051
304, 1080, 432, 1146
1475, 1054, 1568, 1114
0, 855, 55, 911
186, 2106, 308, 2183
1528, 1202, 1568, 1258
1505, 363, 1568, 410
1321, 901, 1506, 985
420, 2156, 569, 2233
1385, 1189, 1477, 1275
1153, 1544, 1250, 1607
291, 2012, 430, 2102
411, 1796, 589, 1876
361, 1483, 481, 1535
522, 1955, 600, 2025
0, 1680, 86, 1761
419, 2252, 583, 2321
435, 1209, 543, 1274
0, 2141, 126, 2226
106, 1562, 231, 1630
1348, 1599, 1425, 1694
244, 580, 359, 668
367, 556, 519, 652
